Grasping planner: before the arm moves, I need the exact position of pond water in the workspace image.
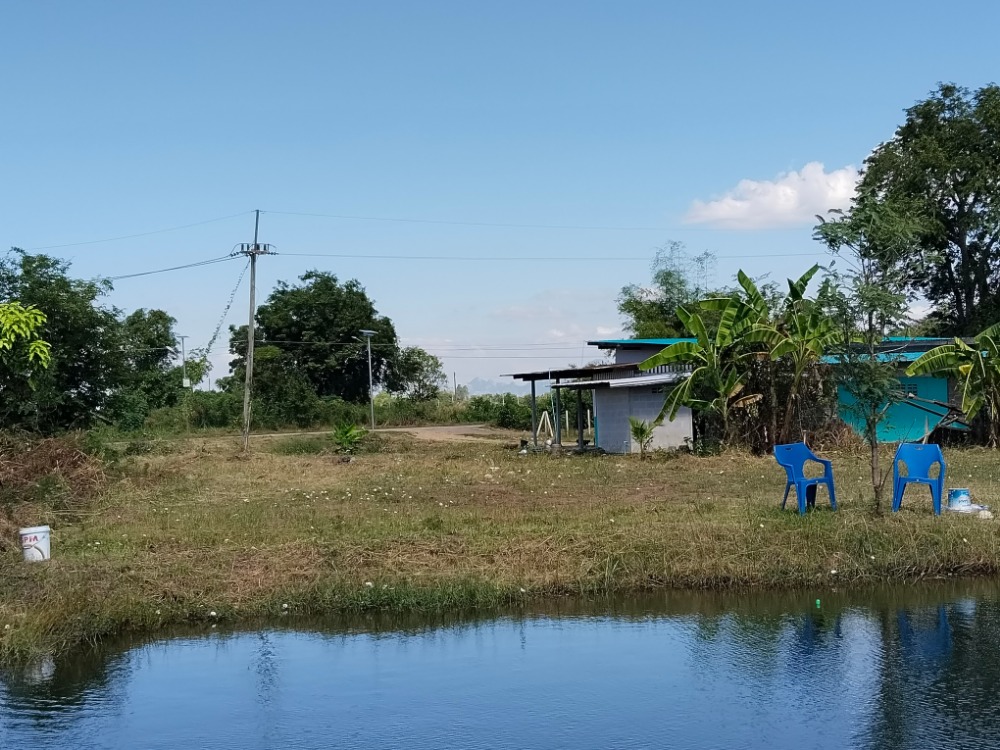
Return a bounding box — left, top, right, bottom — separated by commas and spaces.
3, 584, 1000, 749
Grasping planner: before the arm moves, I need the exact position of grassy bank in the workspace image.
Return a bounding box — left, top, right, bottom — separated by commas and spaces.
2, 431, 1000, 660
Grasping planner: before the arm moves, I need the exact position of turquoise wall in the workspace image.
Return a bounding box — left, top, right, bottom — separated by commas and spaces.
838, 375, 951, 443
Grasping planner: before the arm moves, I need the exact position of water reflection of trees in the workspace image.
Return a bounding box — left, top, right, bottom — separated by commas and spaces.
5, 586, 1000, 749
861, 598, 1000, 749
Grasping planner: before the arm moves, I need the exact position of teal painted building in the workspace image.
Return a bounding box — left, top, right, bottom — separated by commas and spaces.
590, 337, 965, 444
836, 373, 954, 443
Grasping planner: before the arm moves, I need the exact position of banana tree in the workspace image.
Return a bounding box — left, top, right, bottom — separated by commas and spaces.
743, 265, 839, 443
639, 299, 761, 442
907, 324, 1000, 447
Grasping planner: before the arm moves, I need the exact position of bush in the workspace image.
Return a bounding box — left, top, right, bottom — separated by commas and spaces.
332, 423, 366, 453
0, 433, 106, 509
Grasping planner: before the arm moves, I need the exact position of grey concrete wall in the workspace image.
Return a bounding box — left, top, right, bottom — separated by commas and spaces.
594, 386, 693, 453
594, 387, 631, 453
613, 348, 663, 366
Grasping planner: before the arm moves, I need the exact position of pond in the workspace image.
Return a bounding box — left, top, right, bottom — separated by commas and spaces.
2, 583, 1000, 749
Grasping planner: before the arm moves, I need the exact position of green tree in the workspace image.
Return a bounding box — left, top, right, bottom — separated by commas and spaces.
228, 271, 400, 404
387, 347, 447, 401
815, 192, 920, 511
907, 324, 1000, 447
639, 302, 762, 443
743, 265, 839, 443
858, 82, 1000, 333
116, 309, 184, 426
618, 241, 717, 338
0, 251, 126, 432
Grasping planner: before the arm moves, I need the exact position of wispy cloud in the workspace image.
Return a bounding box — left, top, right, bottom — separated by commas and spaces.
685, 162, 858, 230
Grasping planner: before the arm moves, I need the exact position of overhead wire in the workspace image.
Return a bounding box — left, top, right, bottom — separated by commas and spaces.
195, 259, 251, 355
105, 255, 238, 281
275, 250, 829, 262
27, 211, 253, 251
263, 209, 675, 232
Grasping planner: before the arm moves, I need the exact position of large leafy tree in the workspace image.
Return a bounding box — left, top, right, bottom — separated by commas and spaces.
618, 242, 717, 338
387, 347, 447, 401
907, 324, 1000, 447
228, 271, 402, 404
0, 251, 126, 432
859, 83, 1000, 333
120, 309, 181, 410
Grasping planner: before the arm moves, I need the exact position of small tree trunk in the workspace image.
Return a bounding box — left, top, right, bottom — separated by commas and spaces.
781, 368, 804, 443
871, 438, 883, 513
768, 361, 779, 449
990, 398, 999, 449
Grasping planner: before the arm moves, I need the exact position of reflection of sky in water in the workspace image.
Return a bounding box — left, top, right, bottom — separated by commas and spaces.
0, 593, 997, 750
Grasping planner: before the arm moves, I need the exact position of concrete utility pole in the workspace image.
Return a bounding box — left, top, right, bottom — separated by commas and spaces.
360, 329, 376, 430
239, 210, 272, 452
178, 335, 191, 389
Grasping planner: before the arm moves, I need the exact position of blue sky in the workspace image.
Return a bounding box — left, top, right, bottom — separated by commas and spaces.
2, 1, 998, 387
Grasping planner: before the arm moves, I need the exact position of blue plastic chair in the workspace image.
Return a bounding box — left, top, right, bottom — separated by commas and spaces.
774, 442, 838, 515
892, 443, 946, 515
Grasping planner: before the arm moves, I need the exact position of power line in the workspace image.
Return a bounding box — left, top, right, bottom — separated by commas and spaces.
252, 339, 605, 351
195, 259, 251, 356
276, 250, 829, 262
263, 209, 675, 232
27, 211, 253, 251
105, 256, 238, 281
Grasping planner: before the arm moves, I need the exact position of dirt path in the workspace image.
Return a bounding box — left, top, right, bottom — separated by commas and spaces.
125, 424, 510, 448
244, 423, 507, 443
377, 424, 507, 442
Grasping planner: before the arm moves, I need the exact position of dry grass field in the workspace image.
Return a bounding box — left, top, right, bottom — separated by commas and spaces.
2, 428, 1000, 659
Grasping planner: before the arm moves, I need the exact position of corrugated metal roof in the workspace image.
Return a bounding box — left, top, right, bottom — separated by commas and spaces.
591, 336, 953, 352
588, 338, 695, 347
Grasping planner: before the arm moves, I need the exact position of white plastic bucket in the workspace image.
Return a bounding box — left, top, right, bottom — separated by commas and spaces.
19, 525, 51, 562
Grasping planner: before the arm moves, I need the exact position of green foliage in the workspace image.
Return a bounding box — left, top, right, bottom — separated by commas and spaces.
815, 193, 919, 510
908, 324, 1000, 446
0, 301, 51, 368
332, 422, 367, 453
228, 271, 400, 403
617, 242, 719, 338
640, 288, 765, 441
0, 251, 126, 432
743, 265, 839, 442
859, 83, 1000, 334
387, 347, 447, 401
628, 417, 655, 458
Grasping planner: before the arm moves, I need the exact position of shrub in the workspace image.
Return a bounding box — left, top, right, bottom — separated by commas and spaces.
332, 423, 367, 454
0, 434, 106, 509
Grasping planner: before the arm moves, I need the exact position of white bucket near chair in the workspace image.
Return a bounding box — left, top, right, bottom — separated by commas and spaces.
948, 488, 971, 509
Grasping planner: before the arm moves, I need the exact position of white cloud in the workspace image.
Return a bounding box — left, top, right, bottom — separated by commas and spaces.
685, 162, 858, 230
